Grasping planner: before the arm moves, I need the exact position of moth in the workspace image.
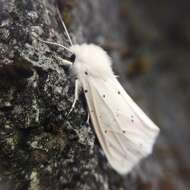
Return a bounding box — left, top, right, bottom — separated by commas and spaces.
35, 7, 160, 175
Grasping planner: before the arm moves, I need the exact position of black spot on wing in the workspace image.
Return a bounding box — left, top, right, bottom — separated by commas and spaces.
130, 115, 134, 123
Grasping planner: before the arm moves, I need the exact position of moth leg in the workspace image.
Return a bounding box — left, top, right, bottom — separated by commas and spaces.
67, 79, 79, 116
86, 113, 90, 125
56, 56, 73, 66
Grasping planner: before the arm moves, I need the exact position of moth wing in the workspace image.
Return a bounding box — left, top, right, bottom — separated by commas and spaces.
82, 77, 159, 175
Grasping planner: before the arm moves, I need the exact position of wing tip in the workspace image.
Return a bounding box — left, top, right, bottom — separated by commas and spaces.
108, 132, 160, 175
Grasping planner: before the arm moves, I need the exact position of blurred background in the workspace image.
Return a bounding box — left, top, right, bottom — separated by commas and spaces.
67, 0, 190, 189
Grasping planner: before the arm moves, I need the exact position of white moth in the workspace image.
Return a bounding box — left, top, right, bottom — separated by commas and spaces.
70, 44, 159, 175
36, 7, 160, 175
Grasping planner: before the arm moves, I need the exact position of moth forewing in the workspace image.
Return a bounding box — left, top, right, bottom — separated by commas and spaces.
78, 74, 159, 174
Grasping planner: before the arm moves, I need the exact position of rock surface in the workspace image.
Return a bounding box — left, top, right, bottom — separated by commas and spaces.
0, 0, 190, 189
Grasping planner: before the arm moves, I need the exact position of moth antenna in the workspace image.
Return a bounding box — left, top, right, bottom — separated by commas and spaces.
32, 34, 73, 54
56, 6, 73, 46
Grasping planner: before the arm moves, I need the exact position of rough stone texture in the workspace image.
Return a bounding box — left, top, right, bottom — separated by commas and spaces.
0, 0, 190, 190
0, 0, 94, 189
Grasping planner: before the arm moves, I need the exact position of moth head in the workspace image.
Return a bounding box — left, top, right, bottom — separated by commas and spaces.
69, 53, 76, 63
70, 43, 114, 78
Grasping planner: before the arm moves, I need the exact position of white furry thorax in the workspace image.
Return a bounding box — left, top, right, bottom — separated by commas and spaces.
70, 44, 114, 79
